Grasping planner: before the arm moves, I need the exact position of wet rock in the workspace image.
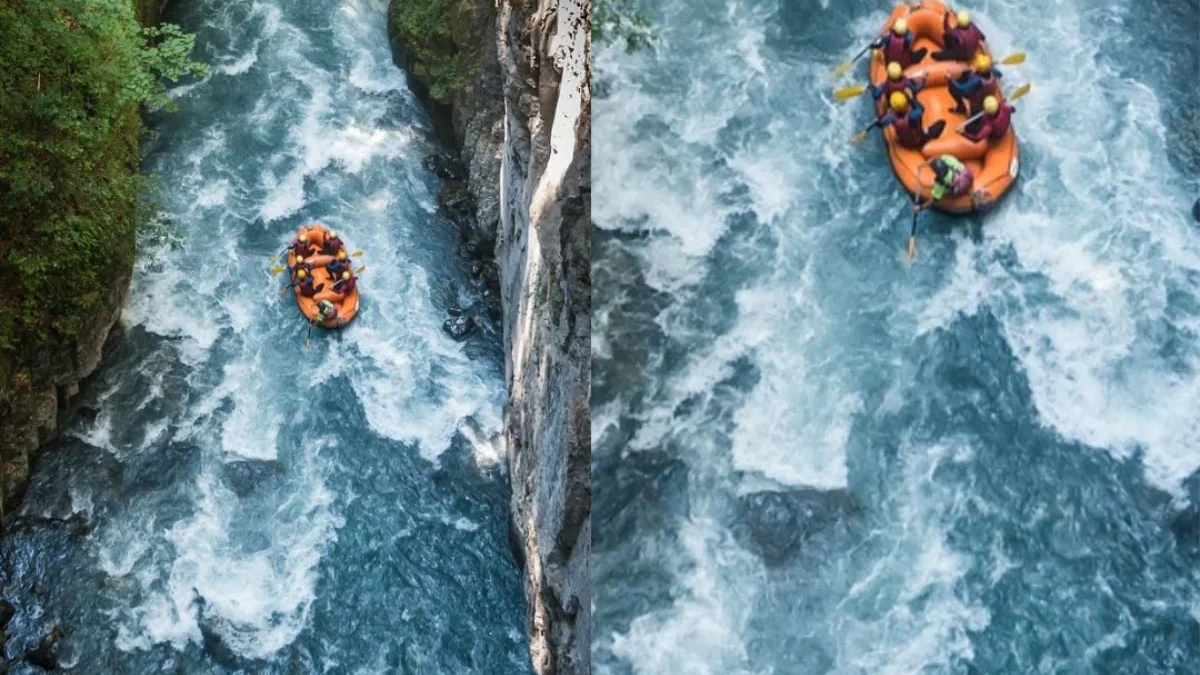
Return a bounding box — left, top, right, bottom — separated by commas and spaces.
25, 623, 64, 671
220, 460, 284, 498
736, 488, 860, 566
0, 599, 14, 630
438, 181, 476, 232
443, 314, 475, 340
422, 153, 466, 182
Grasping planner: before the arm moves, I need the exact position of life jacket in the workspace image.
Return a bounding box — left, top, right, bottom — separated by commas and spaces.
882, 33, 911, 65
955, 25, 983, 56
879, 78, 917, 101
291, 240, 309, 257
326, 259, 348, 278
318, 300, 338, 322
970, 73, 1000, 108
321, 237, 344, 255
982, 105, 1012, 140
891, 111, 925, 149
935, 156, 972, 196
333, 277, 357, 295
298, 277, 320, 297
943, 13, 984, 57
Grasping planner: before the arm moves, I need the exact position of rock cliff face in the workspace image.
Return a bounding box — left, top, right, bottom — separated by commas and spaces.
495, 3, 591, 674
389, 1, 591, 673
0, 0, 166, 517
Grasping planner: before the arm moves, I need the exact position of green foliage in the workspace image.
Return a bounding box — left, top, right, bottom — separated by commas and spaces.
388, 0, 483, 101
131, 24, 210, 111
594, 0, 653, 53
0, 0, 203, 358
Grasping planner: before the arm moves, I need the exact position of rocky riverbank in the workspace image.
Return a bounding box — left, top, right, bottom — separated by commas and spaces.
388, 2, 592, 673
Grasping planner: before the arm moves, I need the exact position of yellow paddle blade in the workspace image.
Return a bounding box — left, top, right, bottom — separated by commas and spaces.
851, 129, 870, 145
270, 265, 286, 275
1000, 52, 1025, 65
832, 60, 854, 79
834, 85, 867, 102
280, 286, 292, 295
1007, 82, 1032, 101
355, 265, 366, 274
269, 253, 281, 264
351, 250, 364, 258
305, 339, 311, 351
906, 236, 917, 260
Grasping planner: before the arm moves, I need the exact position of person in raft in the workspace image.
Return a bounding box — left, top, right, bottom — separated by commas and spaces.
961, 95, 1014, 142
933, 9, 986, 61
949, 53, 1002, 116
290, 255, 314, 279
316, 299, 339, 324
294, 269, 325, 298
917, 155, 974, 210
320, 230, 345, 256
332, 270, 357, 296
287, 233, 311, 259
325, 249, 350, 280
869, 62, 925, 104
870, 18, 928, 69
878, 91, 946, 150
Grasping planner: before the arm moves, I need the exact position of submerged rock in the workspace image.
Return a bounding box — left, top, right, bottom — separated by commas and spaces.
736, 488, 860, 566
1193, 197, 1199, 222
25, 623, 64, 670
220, 460, 284, 498
443, 314, 476, 340
0, 599, 14, 630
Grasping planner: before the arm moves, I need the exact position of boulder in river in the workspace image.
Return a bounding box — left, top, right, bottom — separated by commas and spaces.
736, 488, 860, 566
24, 623, 64, 671
220, 460, 284, 498
443, 313, 475, 340
0, 599, 14, 630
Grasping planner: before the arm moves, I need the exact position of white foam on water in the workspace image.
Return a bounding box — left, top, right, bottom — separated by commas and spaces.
913, 0, 1200, 495
76, 0, 511, 664
334, 257, 506, 461
217, 51, 258, 76
110, 443, 343, 659
832, 440, 991, 674
608, 517, 762, 675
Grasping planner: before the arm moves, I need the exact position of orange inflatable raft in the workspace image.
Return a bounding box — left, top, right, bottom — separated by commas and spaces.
286, 224, 359, 328
869, 1, 1019, 213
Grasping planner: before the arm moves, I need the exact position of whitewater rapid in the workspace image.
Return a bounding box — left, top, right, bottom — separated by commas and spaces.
0, 0, 530, 672
593, 0, 1200, 672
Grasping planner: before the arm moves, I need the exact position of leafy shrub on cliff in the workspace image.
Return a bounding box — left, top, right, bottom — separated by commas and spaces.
388, 0, 485, 101
0, 0, 205, 358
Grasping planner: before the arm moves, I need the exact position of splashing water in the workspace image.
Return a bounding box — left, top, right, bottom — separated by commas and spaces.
594, 0, 1200, 673
0, 1, 530, 672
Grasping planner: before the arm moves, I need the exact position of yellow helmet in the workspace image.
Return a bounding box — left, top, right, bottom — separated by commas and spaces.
328, 230, 337, 239
889, 91, 909, 112
298, 234, 308, 243
983, 96, 999, 114
887, 62, 903, 81
296, 256, 305, 264
974, 53, 992, 72
297, 269, 308, 279
337, 250, 347, 260
342, 271, 351, 280
892, 18, 908, 35
956, 10, 970, 28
